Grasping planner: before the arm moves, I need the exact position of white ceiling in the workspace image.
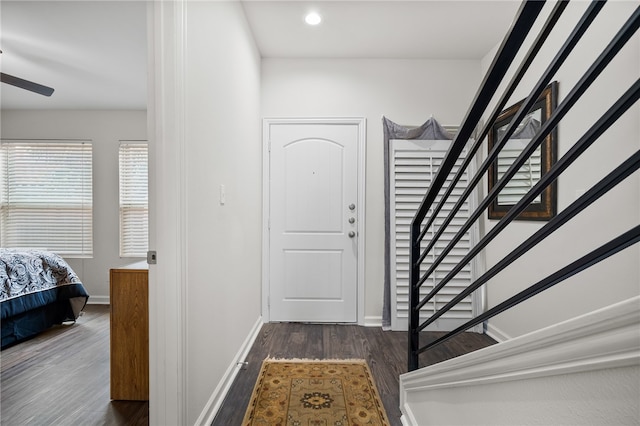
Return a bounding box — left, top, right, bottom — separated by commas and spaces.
1, 1, 148, 110
0, 0, 520, 110
242, 1, 520, 59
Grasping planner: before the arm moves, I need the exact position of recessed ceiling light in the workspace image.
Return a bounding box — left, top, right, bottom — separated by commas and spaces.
305, 12, 322, 26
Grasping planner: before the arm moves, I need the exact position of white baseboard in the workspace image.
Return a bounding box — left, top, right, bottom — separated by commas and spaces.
364, 315, 382, 327
86, 295, 109, 305
485, 321, 510, 342
400, 297, 640, 425
194, 316, 263, 426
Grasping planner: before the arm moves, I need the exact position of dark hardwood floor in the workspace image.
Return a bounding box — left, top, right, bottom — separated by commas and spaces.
212, 322, 496, 426
1, 307, 495, 426
0, 305, 148, 426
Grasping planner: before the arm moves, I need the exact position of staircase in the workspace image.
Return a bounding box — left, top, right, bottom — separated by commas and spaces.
401, 1, 640, 424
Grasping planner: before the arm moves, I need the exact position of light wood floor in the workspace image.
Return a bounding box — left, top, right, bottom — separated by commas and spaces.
1, 305, 495, 426
0, 305, 148, 426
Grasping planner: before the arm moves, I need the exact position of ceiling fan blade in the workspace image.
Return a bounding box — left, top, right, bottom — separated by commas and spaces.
0, 72, 54, 97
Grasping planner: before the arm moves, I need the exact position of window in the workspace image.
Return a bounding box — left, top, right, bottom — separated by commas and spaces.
0, 140, 93, 257
119, 141, 148, 257
389, 139, 478, 331
495, 139, 542, 205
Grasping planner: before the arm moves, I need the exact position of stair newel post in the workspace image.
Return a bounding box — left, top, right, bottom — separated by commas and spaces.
408, 219, 421, 371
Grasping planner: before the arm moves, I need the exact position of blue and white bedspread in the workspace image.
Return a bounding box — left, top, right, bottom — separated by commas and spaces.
1, 249, 89, 347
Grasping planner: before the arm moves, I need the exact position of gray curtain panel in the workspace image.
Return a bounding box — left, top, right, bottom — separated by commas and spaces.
497, 114, 541, 140
381, 116, 453, 330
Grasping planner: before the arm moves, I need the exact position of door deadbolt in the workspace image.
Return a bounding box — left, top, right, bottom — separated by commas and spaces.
348, 217, 355, 224
348, 203, 356, 211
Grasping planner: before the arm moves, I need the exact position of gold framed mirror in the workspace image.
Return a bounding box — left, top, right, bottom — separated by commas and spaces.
488, 82, 558, 221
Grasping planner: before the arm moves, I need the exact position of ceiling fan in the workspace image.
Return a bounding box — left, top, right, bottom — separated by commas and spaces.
0, 50, 55, 97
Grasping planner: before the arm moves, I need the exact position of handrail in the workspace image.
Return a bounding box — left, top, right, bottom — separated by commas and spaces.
408, 0, 640, 371
417, 80, 640, 332
415, 0, 572, 246
415, 10, 640, 307
415, 0, 604, 270
408, 0, 545, 371
421, 221, 640, 354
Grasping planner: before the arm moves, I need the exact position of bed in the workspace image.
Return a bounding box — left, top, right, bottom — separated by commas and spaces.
1, 249, 89, 349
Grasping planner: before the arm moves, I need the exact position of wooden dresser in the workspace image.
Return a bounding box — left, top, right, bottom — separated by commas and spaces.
109, 268, 149, 401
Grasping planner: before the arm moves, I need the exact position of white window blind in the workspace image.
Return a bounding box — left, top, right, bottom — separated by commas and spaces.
496, 141, 542, 205
119, 141, 148, 257
0, 139, 93, 257
390, 139, 477, 331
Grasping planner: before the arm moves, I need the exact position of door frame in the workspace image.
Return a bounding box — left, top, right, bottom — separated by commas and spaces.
262, 117, 366, 325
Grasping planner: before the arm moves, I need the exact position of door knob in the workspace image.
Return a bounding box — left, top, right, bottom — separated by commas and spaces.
348, 217, 355, 224
348, 231, 356, 238
348, 203, 356, 211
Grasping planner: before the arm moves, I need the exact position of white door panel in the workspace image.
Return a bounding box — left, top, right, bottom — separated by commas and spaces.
268, 122, 360, 322
282, 139, 344, 232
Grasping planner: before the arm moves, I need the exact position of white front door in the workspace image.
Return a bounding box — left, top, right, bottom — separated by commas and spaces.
266, 120, 362, 323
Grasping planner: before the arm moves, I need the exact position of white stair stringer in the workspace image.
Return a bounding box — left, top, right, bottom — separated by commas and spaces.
400, 296, 640, 425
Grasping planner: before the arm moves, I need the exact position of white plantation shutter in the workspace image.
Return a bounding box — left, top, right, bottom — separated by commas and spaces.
497, 140, 542, 205
119, 141, 148, 257
0, 140, 93, 257
390, 139, 476, 331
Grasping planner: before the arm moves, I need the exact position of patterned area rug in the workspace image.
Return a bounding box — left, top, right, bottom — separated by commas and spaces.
242, 359, 390, 426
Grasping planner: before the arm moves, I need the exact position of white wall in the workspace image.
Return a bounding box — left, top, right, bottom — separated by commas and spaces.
0, 109, 147, 301
183, 2, 262, 423
479, 2, 640, 339
401, 297, 640, 425
407, 366, 640, 425
262, 58, 481, 321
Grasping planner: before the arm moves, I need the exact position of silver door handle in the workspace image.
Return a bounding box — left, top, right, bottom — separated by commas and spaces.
348, 203, 356, 211
348, 231, 356, 238
348, 217, 355, 224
